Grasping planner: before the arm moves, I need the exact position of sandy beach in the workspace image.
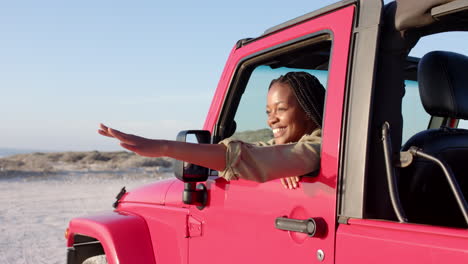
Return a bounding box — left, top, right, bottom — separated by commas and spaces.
0, 152, 172, 264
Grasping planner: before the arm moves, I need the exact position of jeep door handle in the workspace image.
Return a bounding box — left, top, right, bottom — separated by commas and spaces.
275, 217, 317, 237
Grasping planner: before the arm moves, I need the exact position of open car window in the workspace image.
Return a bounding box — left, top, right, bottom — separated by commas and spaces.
230, 66, 328, 143
215, 34, 332, 144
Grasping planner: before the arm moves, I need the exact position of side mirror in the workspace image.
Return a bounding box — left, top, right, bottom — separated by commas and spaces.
173, 130, 211, 209
173, 130, 211, 182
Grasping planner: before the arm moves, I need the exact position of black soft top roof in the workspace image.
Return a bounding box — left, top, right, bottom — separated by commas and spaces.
396, 0, 468, 31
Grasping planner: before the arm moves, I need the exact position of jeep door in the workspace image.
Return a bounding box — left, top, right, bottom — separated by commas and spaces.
187, 3, 355, 263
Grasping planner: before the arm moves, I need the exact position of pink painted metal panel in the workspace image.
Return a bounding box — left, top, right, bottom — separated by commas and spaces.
121, 178, 176, 205
203, 45, 238, 131
336, 219, 468, 263
188, 177, 338, 263
191, 5, 355, 264
164, 178, 190, 208
118, 204, 190, 264
68, 212, 155, 264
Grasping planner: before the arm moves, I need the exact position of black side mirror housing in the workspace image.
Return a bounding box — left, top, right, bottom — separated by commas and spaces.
173, 130, 211, 182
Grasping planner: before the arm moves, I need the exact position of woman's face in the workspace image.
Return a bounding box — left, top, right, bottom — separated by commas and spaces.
266, 82, 316, 144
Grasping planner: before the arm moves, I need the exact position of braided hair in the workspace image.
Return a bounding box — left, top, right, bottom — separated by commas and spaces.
269, 71, 326, 128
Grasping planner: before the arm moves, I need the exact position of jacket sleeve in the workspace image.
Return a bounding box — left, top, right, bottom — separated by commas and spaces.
218, 130, 321, 182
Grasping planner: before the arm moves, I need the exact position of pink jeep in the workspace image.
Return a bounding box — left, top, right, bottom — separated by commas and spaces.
66, 0, 468, 263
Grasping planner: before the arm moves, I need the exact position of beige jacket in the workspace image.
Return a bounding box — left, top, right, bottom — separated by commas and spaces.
218, 129, 321, 182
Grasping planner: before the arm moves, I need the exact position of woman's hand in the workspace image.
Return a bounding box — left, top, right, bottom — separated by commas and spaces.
280, 176, 301, 189
98, 124, 166, 157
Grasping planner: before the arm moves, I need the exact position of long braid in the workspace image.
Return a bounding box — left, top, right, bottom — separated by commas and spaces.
269, 72, 326, 128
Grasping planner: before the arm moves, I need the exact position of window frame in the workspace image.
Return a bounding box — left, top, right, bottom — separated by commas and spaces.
213, 33, 333, 144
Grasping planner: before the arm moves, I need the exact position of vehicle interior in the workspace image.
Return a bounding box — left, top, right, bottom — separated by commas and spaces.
366, 0, 468, 228
399, 50, 468, 228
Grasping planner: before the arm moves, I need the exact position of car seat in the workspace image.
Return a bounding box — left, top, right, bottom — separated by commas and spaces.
400, 50, 468, 228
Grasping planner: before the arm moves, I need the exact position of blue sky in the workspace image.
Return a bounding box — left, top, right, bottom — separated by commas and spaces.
1, 0, 467, 151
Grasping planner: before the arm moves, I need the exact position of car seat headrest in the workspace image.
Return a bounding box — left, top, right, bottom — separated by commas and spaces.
418, 51, 468, 119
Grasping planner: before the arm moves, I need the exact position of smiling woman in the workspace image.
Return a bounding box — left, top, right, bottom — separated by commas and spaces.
267, 72, 325, 144
268, 81, 314, 144
228, 66, 328, 141
99, 72, 326, 189
218, 71, 325, 188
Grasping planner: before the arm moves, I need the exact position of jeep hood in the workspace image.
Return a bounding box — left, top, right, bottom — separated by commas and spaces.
119, 178, 177, 205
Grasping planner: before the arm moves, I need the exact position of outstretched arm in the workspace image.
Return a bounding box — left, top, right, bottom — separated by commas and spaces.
99, 124, 303, 189
98, 124, 227, 171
